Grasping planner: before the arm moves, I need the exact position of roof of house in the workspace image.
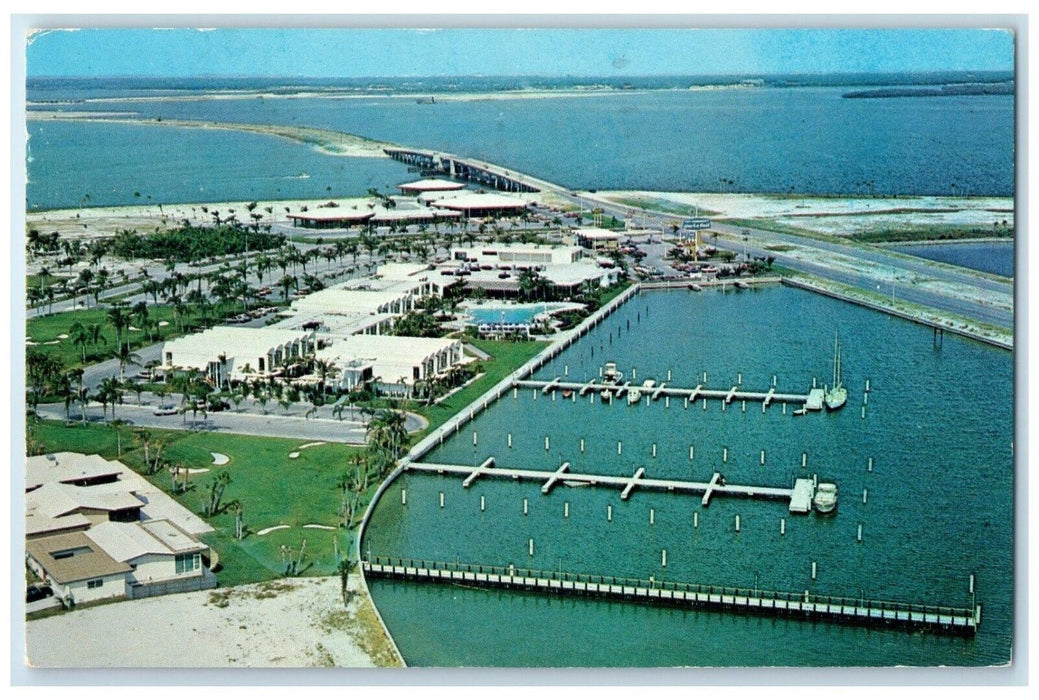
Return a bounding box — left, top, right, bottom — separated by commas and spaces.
85, 519, 206, 563
25, 452, 123, 491
26, 531, 132, 585
27, 482, 144, 520
25, 512, 92, 538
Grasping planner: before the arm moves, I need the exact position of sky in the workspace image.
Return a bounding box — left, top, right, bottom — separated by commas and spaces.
25, 27, 1016, 79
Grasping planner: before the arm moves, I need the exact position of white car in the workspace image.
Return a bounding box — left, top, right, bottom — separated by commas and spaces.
152, 404, 178, 416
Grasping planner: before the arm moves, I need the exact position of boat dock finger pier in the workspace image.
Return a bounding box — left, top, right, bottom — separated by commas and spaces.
363, 556, 981, 636
407, 458, 817, 513
514, 379, 826, 410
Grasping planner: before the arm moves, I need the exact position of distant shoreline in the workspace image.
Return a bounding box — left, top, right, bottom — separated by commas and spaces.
27, 112, 394, 158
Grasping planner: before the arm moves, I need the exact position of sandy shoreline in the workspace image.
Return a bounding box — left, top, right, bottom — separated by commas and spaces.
29, 113, 393, 158
24, 575, 404, 668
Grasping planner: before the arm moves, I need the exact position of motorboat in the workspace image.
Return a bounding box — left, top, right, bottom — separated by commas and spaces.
602, 362, 623, 385
627, 388, 642, 405
814, 482, 838, 514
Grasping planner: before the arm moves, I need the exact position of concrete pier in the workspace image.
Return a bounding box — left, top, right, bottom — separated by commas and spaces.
409, 460, 820, 512
364, 556, 981, 636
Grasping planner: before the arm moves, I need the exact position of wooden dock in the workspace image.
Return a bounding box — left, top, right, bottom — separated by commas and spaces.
406, 459, 817, 512
514, 379, 814, 407
363, 556, 981, 636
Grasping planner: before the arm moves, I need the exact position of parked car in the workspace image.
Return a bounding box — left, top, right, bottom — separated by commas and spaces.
153, 404, 178, 416
26, 584, 52, 603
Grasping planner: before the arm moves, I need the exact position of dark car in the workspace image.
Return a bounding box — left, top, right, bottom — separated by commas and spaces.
207, 398, 231, 412
26, 584, 52, 603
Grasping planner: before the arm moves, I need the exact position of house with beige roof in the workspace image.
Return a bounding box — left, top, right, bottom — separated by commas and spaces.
26, 531, 132, 605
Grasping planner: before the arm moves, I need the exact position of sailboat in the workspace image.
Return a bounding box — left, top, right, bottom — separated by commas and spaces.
825, 331, 848, 411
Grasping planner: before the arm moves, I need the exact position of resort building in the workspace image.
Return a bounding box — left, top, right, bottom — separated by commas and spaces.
425, 192, 534, 218
315, 334, 466, 395
440, 244, 620, 298
574, 227, 622, 252
161, 326, 314, 383
287, 208, 375, 230
397, 178, 467, 195
289, 285, 419, 318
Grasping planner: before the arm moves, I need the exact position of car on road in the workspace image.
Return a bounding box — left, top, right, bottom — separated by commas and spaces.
26, 584, 52, 603
153, 404, 178, 416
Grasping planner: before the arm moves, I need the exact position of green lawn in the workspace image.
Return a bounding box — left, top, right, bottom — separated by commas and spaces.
25, 303, 246, 370
413, 337, 549, 437
29, 419, 366, 587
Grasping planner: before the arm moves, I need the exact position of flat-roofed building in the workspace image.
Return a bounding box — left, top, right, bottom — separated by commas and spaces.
427, 192, 533, 217
574, 227, 622, 252
161, 326, 314, 383
26, 531, 132, 605
287, 209, 375, 230
453, 244, 584, 266
397, 178, 467, 194
290, 286, 418, 318
315, 334, 465, 395
27, 482, 144, 527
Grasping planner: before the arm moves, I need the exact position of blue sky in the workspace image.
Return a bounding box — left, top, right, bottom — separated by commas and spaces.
26, 27, 1015, 78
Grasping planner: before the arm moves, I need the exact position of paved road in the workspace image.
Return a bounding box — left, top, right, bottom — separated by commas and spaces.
572, 192, 1014, 330
37, 399, 429, 445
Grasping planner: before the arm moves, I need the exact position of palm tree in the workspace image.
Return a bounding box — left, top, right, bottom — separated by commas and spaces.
106, 304, 131, 355
113, 344, 142, 381
97, 376, 123, 423
68, 321, 90, 363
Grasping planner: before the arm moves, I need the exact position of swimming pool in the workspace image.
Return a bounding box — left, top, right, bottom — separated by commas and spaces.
467, 303, 563, 325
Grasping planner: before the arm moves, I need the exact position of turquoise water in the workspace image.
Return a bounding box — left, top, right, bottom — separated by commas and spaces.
26, 119, 411, 210
364, 286, 1013, 667
467, 304, 559, 325
27, 85, 1014, 208
893, 241, 1015, 277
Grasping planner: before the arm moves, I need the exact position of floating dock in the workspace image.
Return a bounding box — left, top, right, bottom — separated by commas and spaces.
363, 556, 981, 636
407, 458, 818, 513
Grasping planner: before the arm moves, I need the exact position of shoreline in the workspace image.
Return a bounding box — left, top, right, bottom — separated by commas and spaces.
25, 575, 404, 668
28, 113, 395, 158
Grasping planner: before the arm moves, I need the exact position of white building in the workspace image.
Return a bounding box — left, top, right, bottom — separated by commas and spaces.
26, 531, 132, 605
289, 286, 418, 317
85, 520, 210, 596
315, 334, 466, 394
161, 326, 314, 383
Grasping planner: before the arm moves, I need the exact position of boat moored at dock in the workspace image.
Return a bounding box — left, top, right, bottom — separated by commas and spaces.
814, 482, 838, 514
